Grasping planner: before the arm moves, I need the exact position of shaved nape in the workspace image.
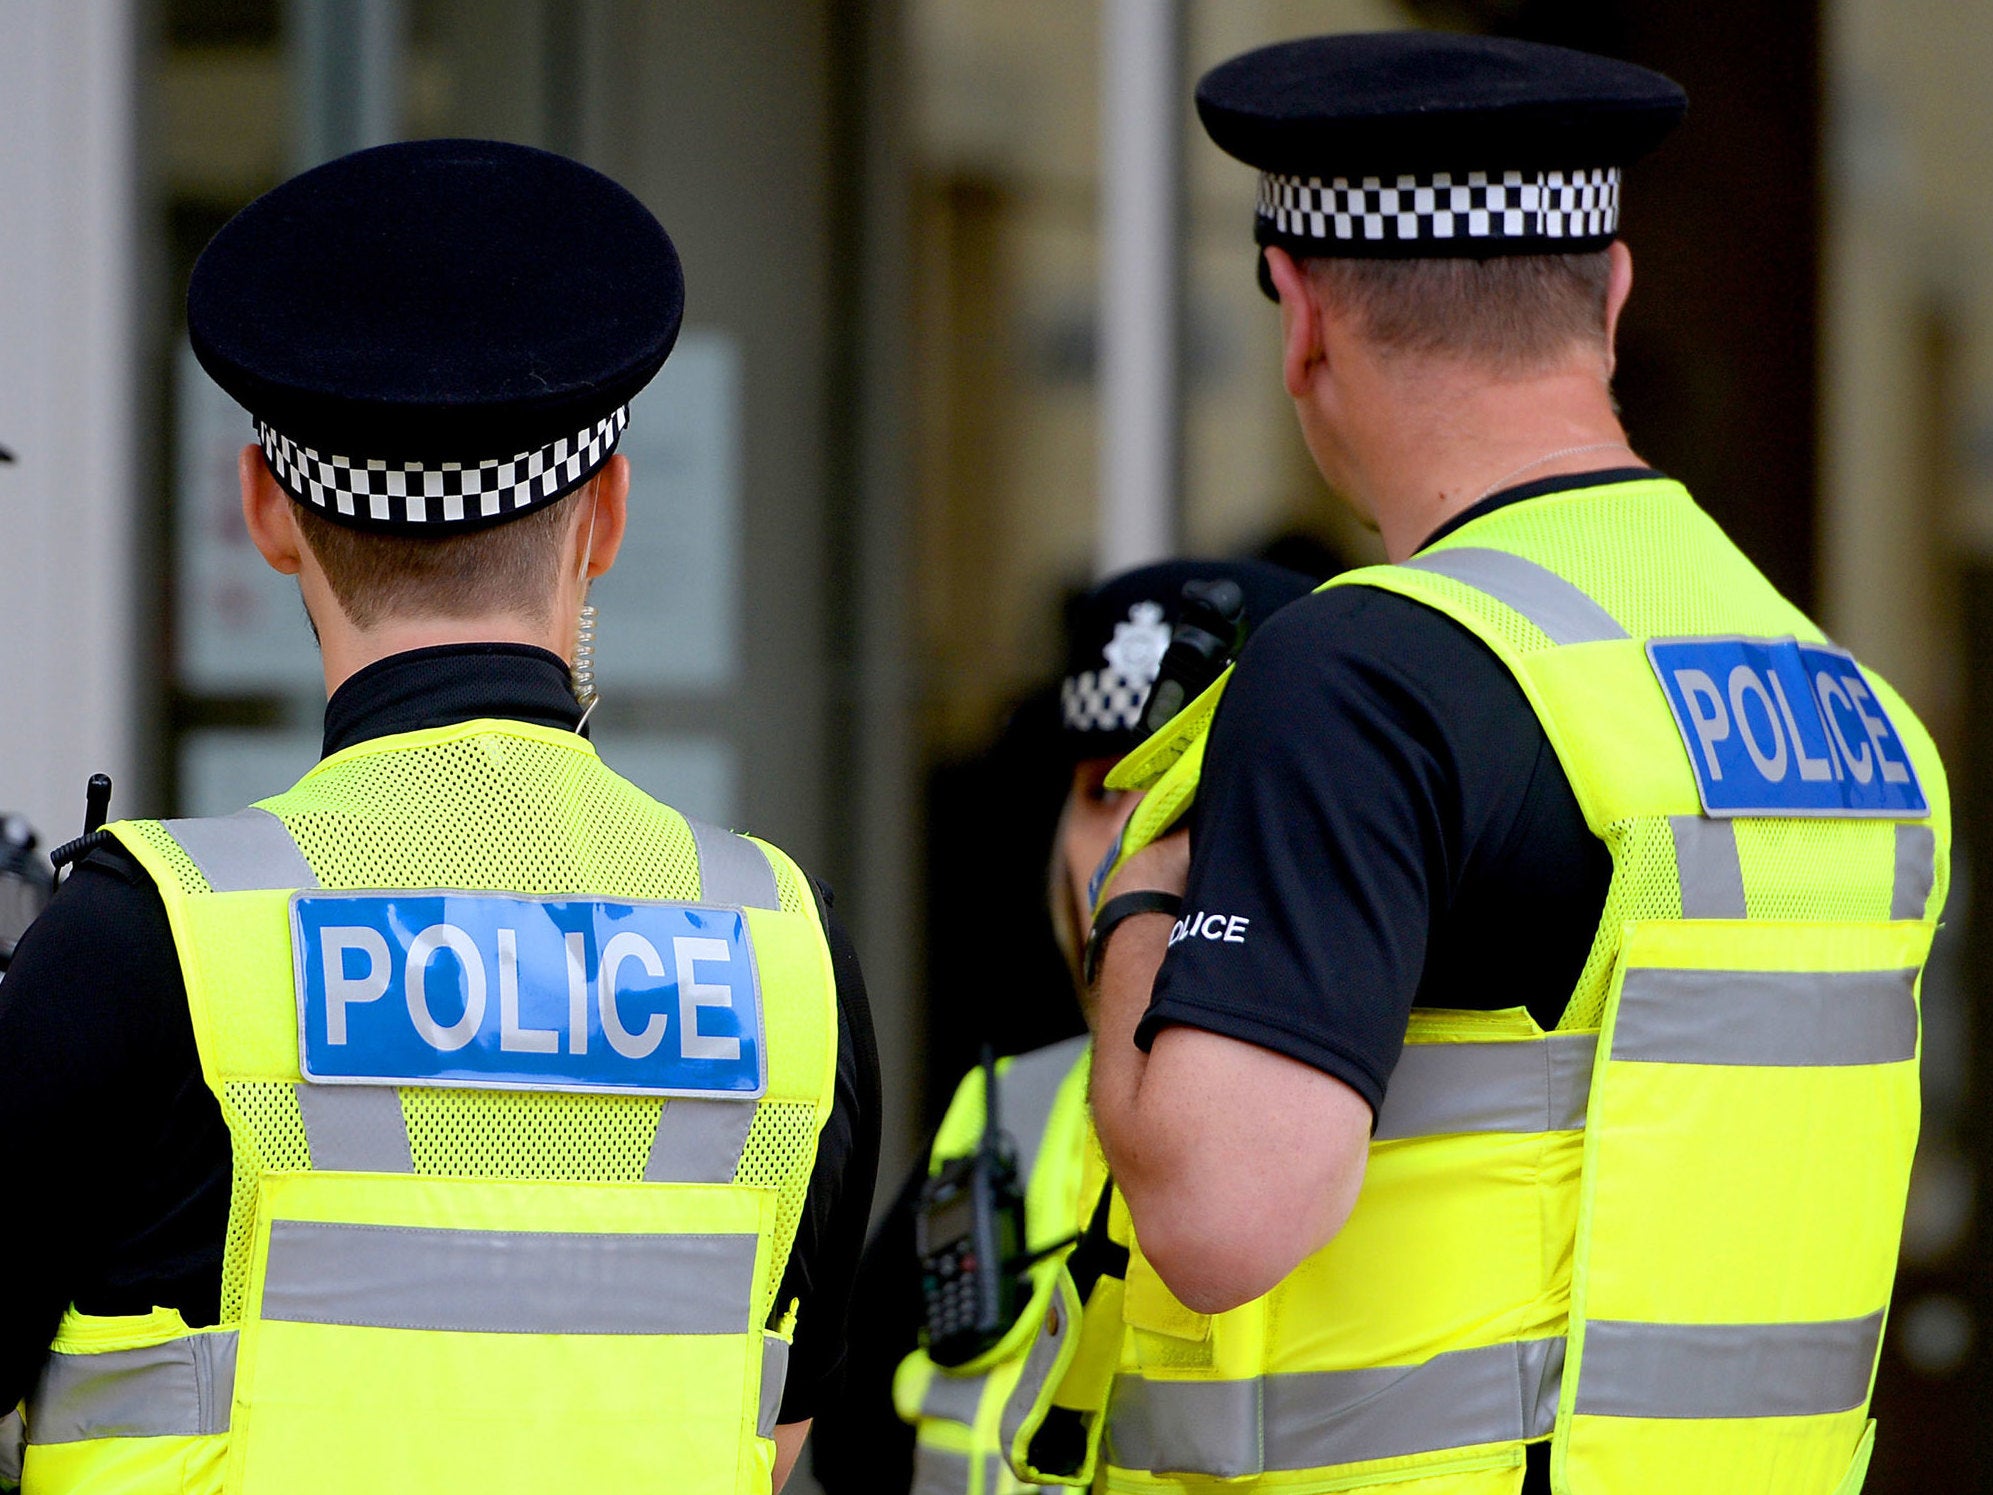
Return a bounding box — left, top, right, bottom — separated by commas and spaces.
1305, 251, 1615, 372
291, 490, 581, 629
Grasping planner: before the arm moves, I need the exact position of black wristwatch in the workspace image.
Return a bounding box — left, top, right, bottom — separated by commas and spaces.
1083, 891, 1183, 986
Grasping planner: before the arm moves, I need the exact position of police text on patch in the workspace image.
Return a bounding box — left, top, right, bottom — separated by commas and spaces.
293, 891, 765, 1096
1647, 638, 1926, 819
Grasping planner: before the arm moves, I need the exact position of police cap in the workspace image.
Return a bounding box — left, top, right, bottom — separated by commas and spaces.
188, 139, 683, 534
1061, 558, 1317, 760
1196, 32, 1684, 278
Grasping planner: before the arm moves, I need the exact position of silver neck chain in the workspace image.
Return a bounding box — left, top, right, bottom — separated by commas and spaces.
1469, 442, 1633, 507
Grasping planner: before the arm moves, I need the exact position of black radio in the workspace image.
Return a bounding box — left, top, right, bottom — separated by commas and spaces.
1137, 577, 1248, 739
916, 1048, 1027, 1367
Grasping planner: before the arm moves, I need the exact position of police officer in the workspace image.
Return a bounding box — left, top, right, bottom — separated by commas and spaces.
1083, 34, 1949, 1494
814, 559, 1315, 1495
0, 140, 877, 1494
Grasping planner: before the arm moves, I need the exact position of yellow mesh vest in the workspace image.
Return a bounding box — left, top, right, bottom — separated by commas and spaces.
894, 1039, 1098, 1495
1089, 479, 1947, 1495
21, 720, 838, 1495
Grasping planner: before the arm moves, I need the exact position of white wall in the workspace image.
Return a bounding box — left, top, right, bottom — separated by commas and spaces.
0, 1, 141, 850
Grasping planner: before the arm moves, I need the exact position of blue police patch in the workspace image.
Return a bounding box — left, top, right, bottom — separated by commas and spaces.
293, 892, 764, 1096
1647, 638, 1927, 819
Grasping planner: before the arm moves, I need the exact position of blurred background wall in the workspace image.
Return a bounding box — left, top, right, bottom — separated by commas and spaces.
1, 1, 1988, 1486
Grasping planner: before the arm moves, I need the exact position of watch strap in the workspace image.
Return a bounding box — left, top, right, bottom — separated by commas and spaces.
1083, 890, 1183, 985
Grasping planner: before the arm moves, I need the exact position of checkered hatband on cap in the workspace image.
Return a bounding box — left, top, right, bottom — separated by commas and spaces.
1257, 166, 1620, 249
257, 406, 630, 529
1062, 669, 1151, 735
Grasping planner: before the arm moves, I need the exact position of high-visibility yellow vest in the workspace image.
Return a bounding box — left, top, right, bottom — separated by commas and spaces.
19, 719, 839, 1495
1092, 478, 1948, 1494
894, 1037, 1097, 1495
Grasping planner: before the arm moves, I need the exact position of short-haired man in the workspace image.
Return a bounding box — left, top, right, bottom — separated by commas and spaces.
1087, 34, 1948, 1493
0, 140, 877, 1494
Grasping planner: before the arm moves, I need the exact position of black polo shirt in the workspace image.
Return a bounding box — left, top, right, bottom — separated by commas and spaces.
0, 644, 881, 1423
1139, 472, 1639, 1100
1139, 472, 1646, 1493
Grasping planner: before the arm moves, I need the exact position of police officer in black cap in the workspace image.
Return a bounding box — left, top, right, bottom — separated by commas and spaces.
0, 141, 877, 1493
813, 558, 1315, 1495
1083, 32, 1945, 1495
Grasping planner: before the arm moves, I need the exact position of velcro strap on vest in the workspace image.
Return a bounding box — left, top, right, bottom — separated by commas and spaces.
27, 1333, 238, 1445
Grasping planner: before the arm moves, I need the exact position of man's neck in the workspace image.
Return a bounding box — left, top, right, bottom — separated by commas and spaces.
1337, 361, 1637, 561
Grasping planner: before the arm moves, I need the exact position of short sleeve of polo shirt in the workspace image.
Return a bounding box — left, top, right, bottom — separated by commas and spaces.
1136, 582, 1606, 1112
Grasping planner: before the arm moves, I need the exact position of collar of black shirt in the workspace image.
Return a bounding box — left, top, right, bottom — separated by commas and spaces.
1415, 466, 1661, 554
321, 642, 585, 759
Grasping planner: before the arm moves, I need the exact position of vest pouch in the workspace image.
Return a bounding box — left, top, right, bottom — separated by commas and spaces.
21, 1307, 231, 1495
1558, 918, 1926, 1495
226, 1168, 780, 1495
993, 1264, 1092, 1487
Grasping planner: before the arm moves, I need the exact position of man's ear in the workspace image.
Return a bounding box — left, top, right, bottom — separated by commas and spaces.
1602, 240, 1634, 378
576, 454, 631, 580
1264, 246, 1324, 400
239, 443, 303, 576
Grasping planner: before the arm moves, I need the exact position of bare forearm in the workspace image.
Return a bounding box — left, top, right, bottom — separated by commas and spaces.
1088, 917, 1371, 1314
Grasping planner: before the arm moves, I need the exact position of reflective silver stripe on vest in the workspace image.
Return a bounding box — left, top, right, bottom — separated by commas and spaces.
922, 1368, 991, 1427
644, 1097, 757, 1184
294, 1083, 413, 1173
0, 1407, 21, 1482
1000, 1035, 1089, 1181
1613, 968, 1919, 1066
1893, 823, 1937, 921
259, 1220, 757, 1335
1106, 1337, 1563, 1477
911, 1445, 1005, 1495
27, 1331, 238, 1444
758, 1334, 791, 1439
686, 818, 781, 911
1374, 1034, 1596, 1142
1402, 548, 1628, 646
1672, 816, 1747, 919
1574, 1312, 1884, 1419
161, 808, 319, 893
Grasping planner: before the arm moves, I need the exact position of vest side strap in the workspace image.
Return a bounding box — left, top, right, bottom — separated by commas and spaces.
999, 1034, 1090, 1182
1374, 1033, 1596, 1142
1402, 547, 1629, 646
1614, 968, 1919, 1066
0, 1408, 19, 1483
644, 1097, 757, 1184
686, 817, 782, 910
1892, 823, 1937, 921
260, 1220, 757, 1336
758, 1334, 791, 1439
1672, 816, 1748, 919
161, 808, 320, 893
27, 1331, 238, 1444
294, 1083, 414, 1174
1573, 1311, 1884, 1419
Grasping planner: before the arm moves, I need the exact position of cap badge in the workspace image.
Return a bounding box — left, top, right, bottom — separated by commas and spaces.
1104, 602, 1171, 684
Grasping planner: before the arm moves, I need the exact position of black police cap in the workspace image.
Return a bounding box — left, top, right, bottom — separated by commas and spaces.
1197, 33, 1684, 271
1061, 558, 1317, 760
188, 139, 683, 534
